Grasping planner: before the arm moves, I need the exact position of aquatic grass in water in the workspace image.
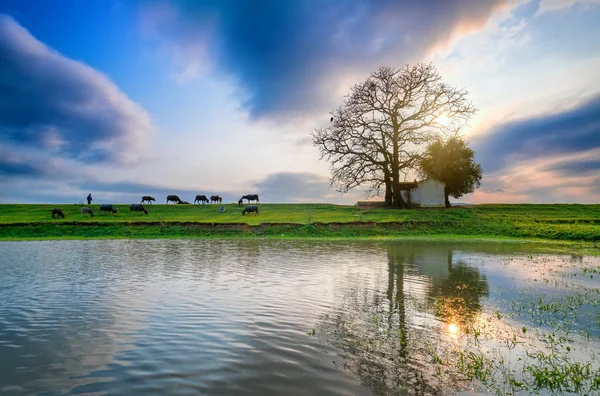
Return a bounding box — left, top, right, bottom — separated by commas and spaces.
318, 248, 600, 395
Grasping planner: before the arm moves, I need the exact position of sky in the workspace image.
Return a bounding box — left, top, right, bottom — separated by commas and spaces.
0, 0, 599, 204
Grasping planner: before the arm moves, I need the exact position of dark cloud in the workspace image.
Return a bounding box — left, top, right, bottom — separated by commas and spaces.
76, 181, 218, 201
0, 15, 153, 164
0, 186, 78, 204
75, 181, 273, 205
253, 171, 347, 203
0, 176, 241, 204
0, 173, 346, 204
0, 158, 40, 177
141, 0, 507, 120
0, 146, 68, 178
473, 95, 600, 173
543, 159, 600, 176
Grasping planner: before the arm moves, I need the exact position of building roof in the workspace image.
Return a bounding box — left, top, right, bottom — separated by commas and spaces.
397, 182, 418, 190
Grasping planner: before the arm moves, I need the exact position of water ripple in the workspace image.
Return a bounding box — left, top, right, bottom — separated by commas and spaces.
0, 239, 598, 395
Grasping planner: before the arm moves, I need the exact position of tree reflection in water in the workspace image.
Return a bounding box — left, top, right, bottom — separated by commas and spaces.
321, 242, 490, 395
429, 250, 489, 338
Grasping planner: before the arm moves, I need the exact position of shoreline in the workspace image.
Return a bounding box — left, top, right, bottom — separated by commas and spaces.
1, 221, 598, 255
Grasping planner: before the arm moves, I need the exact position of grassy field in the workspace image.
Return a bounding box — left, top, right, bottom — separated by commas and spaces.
0, 203, 599, 244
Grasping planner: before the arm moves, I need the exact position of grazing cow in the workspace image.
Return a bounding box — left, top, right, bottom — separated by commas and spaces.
99, 204, 118, 214
141, 196, 155, 204
166, 195, 182, 204
242, 205, 259, 216
51, 208, 65, 219
240, 194, 260, 204
130, 203, 148, 215
194, 195, 209, 204
210, 195, 222, 204
81, 207, 94, 217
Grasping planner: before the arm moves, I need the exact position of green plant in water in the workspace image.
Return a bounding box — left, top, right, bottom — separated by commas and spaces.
523, 359, 600, 393
456, 351, 493, 383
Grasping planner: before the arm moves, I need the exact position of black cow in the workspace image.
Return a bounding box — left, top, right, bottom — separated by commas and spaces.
130, 203, 148, 215
166, 195, 182, 204
194, 195, 209, 204
141, 196, 155, 204
242, 205, 259, 216
240, 194, 260, 204
210, 195, 222, 204
51, 208, 65, 219
81, 207, 94, 217
99, 204, 118, 214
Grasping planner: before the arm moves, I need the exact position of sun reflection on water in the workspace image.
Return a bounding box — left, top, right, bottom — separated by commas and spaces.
447, 322, 459, 338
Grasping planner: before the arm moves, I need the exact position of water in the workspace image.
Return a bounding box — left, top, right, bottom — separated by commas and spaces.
0, 240, 598, 395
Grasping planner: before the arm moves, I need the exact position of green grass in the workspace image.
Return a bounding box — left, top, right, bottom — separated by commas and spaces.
0, 203, 599, 244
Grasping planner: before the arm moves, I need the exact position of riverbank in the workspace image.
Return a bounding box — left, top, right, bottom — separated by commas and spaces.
0, 203, 598, 247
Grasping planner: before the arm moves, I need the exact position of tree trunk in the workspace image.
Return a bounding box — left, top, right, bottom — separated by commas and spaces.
390, 132, 409, 209
384, 171, 393, 207
391, 170, 408, 209
444, 186, 451, 208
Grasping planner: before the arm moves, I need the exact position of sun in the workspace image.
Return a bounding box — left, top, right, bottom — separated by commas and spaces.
436, 113, 451, 127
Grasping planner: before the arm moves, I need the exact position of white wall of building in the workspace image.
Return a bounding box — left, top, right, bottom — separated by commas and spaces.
417, 179, 446, 207
410, 188, 420, 204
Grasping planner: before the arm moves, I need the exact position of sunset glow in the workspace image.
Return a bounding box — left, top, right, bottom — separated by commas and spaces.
0, 0, 598, 204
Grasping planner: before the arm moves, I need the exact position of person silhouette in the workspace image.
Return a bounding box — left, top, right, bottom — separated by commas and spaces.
87, 193, 93, 205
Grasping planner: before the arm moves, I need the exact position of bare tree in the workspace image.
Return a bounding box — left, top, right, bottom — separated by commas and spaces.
312, 63, 476, 208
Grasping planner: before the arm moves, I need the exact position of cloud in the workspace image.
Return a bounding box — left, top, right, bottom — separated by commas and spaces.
462, 96, 600, 204
0, 176, 230, 204
0, 159, 40, 177
252, 171, 358, 203
465, 150, 600, 204
0, 145, 76, 178
0, 14, 153, 164
537, 0, 600, 14
543, 159, 600, 176
485, 188, 505, 193
76, 180, 213, 201
472, 94, 600, 174
139, 0, 508, 121
0, 171, 354, 204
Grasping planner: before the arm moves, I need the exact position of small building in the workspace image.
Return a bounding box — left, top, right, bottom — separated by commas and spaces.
400, 178, 446, 208
356, 178, 446, 209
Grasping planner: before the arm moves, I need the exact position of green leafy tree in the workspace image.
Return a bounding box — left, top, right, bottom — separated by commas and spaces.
420, 136, 482, 207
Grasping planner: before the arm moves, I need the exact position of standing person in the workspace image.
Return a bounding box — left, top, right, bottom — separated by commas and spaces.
87, 193, 93, 205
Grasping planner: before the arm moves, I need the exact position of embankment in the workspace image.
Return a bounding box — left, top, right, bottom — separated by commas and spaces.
1, 219, 599, 243
0, 204, 598, 248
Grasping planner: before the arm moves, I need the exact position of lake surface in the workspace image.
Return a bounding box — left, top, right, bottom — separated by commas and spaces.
0, 240, 599, 395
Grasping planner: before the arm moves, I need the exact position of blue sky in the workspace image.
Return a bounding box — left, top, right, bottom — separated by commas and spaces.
1, 0, 599, 204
